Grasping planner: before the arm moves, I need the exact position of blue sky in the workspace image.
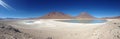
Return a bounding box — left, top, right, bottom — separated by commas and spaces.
0, 0, 120, 18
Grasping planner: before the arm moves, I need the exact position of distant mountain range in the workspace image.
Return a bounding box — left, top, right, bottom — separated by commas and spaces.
39, 12, 120, 19
0, 18, 24, 20
0, 12, 120, 19
102, 16, 120, 19
40, 12, 96, 19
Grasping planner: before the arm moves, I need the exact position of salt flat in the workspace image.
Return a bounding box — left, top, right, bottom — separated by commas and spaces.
0, 19, 120, 39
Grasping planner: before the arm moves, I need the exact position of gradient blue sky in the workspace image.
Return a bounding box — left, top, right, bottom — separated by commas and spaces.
0, 0, 120, 18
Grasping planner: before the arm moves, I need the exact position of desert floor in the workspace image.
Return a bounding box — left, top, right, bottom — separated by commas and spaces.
0, 19, 120, 39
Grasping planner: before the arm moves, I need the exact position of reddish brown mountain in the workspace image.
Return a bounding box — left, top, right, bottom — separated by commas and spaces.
76, 12, 95, 19
40, 12, 72, 19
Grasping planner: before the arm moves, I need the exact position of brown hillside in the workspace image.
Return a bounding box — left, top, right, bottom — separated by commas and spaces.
76, 12, 96, 19
40, 12, 72, 19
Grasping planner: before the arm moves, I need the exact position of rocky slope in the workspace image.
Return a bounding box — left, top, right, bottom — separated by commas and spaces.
0, 23, 35, 39
40, 12, 72, 19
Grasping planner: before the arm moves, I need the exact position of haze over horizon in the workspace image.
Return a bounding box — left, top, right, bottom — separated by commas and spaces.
0, 0, 120, 18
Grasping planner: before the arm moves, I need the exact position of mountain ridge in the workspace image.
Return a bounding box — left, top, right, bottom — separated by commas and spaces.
40, 12, 73, 19
40, 12, 96, 19
76, 12, 96, 19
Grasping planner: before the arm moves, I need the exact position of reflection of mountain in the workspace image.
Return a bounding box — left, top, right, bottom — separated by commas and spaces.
40, 12, 72, 19
76, 12, 96, 19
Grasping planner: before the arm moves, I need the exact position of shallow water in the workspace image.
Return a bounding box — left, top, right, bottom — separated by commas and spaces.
56, 20, 107, 23
26, 21, 35, 23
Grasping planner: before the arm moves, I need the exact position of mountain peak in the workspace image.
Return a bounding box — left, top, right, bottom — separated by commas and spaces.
76, 12, 95, 19
40, 12, 72, 19
80, 12, 89, 15
47, 12, 66, 16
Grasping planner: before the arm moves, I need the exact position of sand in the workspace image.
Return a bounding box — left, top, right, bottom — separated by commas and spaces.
0, 23, 36, 39
0, 19, 120, 39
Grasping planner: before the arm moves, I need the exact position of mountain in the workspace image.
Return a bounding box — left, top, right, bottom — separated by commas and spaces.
102, 16, 120, 19
76, 12, 96, 19
114, 16, 120, 18
0, 18, 3, 20
40, 12, 72, 19
0, 18, 21, 20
